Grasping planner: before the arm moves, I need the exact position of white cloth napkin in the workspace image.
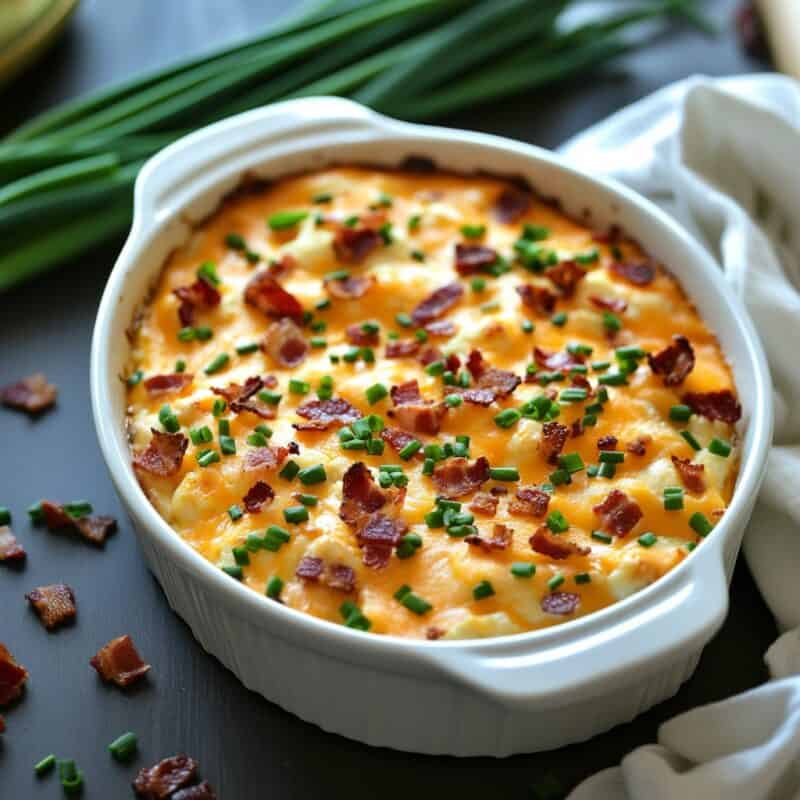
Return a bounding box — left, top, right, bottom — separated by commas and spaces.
558, 74, 800, 800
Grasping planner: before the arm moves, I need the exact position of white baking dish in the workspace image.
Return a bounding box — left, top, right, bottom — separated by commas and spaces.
90, 97, 773, 756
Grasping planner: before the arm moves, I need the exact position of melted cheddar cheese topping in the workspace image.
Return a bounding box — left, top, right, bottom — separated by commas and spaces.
127, 166, 739, 640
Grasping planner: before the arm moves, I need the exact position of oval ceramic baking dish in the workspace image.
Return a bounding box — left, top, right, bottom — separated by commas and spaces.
91, 97, 772, 756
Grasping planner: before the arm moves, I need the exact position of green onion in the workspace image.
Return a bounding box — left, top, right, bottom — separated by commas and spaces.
58, 759, 83, 794
0, 506, 10, 525
366, 383, 388, 405
598, 450, 624, 464
126, 369, 143, 387
638, 532, 658, 548
546, 510, 569, 533
511, 562, 536, 578
222, 565, 244, 580
197, 260, 220, 286
670, 404, 692, 422
415, 328, 428, 343
204, 352, 230, 375
283, 505, 309, 524
690, 512, 714, 537
591, 530, 612, 544
212, 398, 226, 416
473, 580, 495, 600
268, 210, 308, 230
680, 430, 702, 451
598, 372, 627, 386
34, 754, 56, 776
549, 468, 571, 486
494, 408, 521, 429
547, 574, 565, 591
558, 453, 584, 474
258, 390, 282, 405
226, 232, 246, 250
235, 341, 259, 355
490, 466, 519, 481
602, 311, 621, 333
398, 439, 422, 460
575, 572, 591, 584
228, 505, 243, 521
108, 732, 138, 762
289, 379, 310, 395
247, 432, 268, 447
559, 387, 587, 403
197, 449, 220, 467
709, 437, 731, 457
266, 575, 284, 599
664, 487, 684, 511
551, 311, 567, 327
298, 464, 326, 485
158, 403, 180, 433
395, 586, 432, 615
444, 393, 463, 408
597, 461, 616, 479
233, 545, 250, 566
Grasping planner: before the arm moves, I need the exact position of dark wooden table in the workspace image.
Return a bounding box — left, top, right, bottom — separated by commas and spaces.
0, 1, 777, 797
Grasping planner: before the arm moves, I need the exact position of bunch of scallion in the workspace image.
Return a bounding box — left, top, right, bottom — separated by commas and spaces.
0, 0, 710, 291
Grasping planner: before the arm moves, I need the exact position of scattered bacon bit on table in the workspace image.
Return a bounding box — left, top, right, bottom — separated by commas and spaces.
173, 278, 220, 327
212, 376, 276, 419
262, 318, 309, 368
333, 225, 382, 263
325, 273, 375, 299
91, 634, 150, 688
0, 644, 28, 706
492, 186, 532, 223
508, 486, 550, 518
516, 284, 557, 315
134, 429, 188, 477
610, 260, 656, 286
530, 527, 589, 560
357, 513, 408, 569
385, 339, 420, 359
26, 583, 76, 630
0, 373, 58, 415
469, 492, 499, 516
546, 259, 585, 296
593, 489, 643, 536
589, 295, 627, 313
133, 754, 199, 799
243, 481, 275, 513
432, 456, 490, 499
39, 500, 118, 546
171, 781, 217, 799
296, 397, 362, 431
541, 591, 581, 616
682, 390, 742, 423
0, 526, 25, 563
242, 445, 289, 472
143, 373, 194, 396
672, 456, 706, 494
454, 243, 498, 275
626, 436, 650, 456
410, 282, 463, 325
540, 422, 569, 464
465, 523, 512, 552
244, 271, 304, 322
648, 335, 695, 386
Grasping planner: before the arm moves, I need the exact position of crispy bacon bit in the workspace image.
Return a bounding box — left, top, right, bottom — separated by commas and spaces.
626, 436, 650, 456
74, 516, 117, 546
672, 455, 706, 495
534, 346, 583, 372
465, 523, 513, 552
426, 627, 445, 641
648, 335, 695, 386
134, 429, 188, 477
546, 259, 585, 296
381, 427, 421, 455
296, 397, 362, 432
541, 591, 580, 616
610, 260, 656, 286
173, 278, 220, 327
0, 527, 24, 562
325, 563, 356, 593
40, 500, 74, 530
590, 295, 628, 313
296, 556, 324, 582
432, 456, 490, 499
454, 243, 498, 275
424, 319, 456, 337
411, 282, 464, 325
262, 318, 308, 368
26, 583, 76, 630
91, 634, 150, 688
0, 644, 28, 706
493, 187, 532, 223
0, 373, 57, 415
243, 481, 274, 513
242, 445, 288, 472
385, 339, 420, 359
571, 374, 593, 396
593, 489, 643, 536
266, 253, 297, 280
389, 399, 446, 434
469, 493, 499, 516
457, 388, 494, 406
143, 373, 193, 396
541, 422, 569, 464
212, 376, 275, 419
325, 274, 375, 299
683, 390, 742, 423
333, 226, 382, 263
462, 349, 521, 402
509, 486, 550, 518
340, 462, 389, 525
530, 527, 589, 560
171, 781, 217, 800
417, 346, 443, 367
346, 322, 380, 346
357, 513, 407, 569
133, 755, 198, 799
570, 419, 584, 439
244, 272, 303, 322
597, 435, 618, 451
516, 284, 557, 315
391, 380, 423, 406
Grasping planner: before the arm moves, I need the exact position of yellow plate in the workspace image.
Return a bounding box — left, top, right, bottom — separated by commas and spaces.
0, 0, 80, 87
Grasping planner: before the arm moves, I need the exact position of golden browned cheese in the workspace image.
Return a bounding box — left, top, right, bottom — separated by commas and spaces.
127, 167, 739, 640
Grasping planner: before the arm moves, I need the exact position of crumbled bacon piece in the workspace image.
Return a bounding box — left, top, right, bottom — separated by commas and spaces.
242, 445, 288, 472
458, 388, 495, 406
530, 527, 589, 560
381, 427, 422, 455
325, 563, 356, 593
0, 373, 57, 415
385, 339, 420, 359
417, 345, 443, 367
173, 278, 220, 327
541, 591, 580, 615
534, 346, 583, 372
469, 493, 499, 516
516, 284, 557, 315
0, 644, 28, 707
171, 782, 217, 800
243, 481, 274, 513
244, 272, 304, 322
40, 500, 74, 530
357, 513, 407, 569
626, 436, 650, 456
295, 397, 362, 431
411, 282, 464, 325
333, 226, 382, 263
465, 523, 512, 552
593, 489, 643, 536
262, 318, 308, 368
424, 319, 456, 337
432, 456, 490, 499
610, 260, 656, 286
346, 322, 380, 346
266, 253, 297, 280
570, 374, 593, 396
683, 390, 742, 423
546, 259, 585, 296
26, 583, 76, 630
388, 390, 446, 433
509, 486, 550, 518
493, 187, 532, 223
296, 556, 324, 582
590, 295, 628, 313
597, 435, 618, 451
133, 754, 198, 799
73, 515, 117, 546
133, 430, 188, 477
143, 373, 193, 396
91, 634, 150, 687
426, 627, 445, 641
340, 462, 391, 526
212, 376, 276, 419
325, 274, 375, 299
0, 527, 24, 563
672, 455, 706, 494
462, 349, 521, 402
648, 335, 695, 386
391, 380, 423, 406
454, 243, 498, 275
540, 422, 569, 464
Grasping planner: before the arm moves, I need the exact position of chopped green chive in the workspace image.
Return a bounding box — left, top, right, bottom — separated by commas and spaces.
197, 449, 220, 467
597, 461, 616, 479
127, 369, 143, 387
296, 493, 319, 507
233, 545, 250, 566
709, 437, 731, 457
398, 439, 422, 460
549, 468, 571, 486
521, 319, 535, 333
548, 574, 565, 591
489, 466, 519, 481
212, 398, 226, 416
325, 268, 350, 282
680, 430, 702, 451
279, 460, 300, 481
591, 530, 613, 544
298, 464, 326, 485
559, 387, 588, 403
158, 404, 180, 433
228, 505, 243, 522
219, 436, 237, 456
575, 572, 592, 584
444, 393, 463, 408
664, 487, 684, 511
247, 432, 268, 448
312, 192, 333, 204
690, 512, 714, 537
258, 390, 282, 405
204, 353, 229, 375
28, 501, 44, 524
558, 453, 584, 474
289, 379, 310, 395
217, 418, 230, 436
222, 565, 243, 580
408, 214, 421, 231
197, 260, 220, 286
473, 580, 495, 600
266, 575, 284, 599
551, 311, 568, 327
638, 532, 658, 548
598, 372, 628, 386
35, 754, 56, 776
263, 525, 291, 551
598, 450, 624, 464
470, 276, 486, 292
366, 383, 388, 405
317, 375, 334, 400
194, 325, 213, 341
511, 562, 536, 578
235, 341, 259, 355
315, 297, 332, 311
395, 312, 412, 328
414, 328, 428, 343
461, 223, 486, 239
546, 510, 569, 533
268, 210, 308, 230
602, 311, 621, 333
283, 505, 309, 524
108, 731, 138, 762
174, 358, 186, 373
189, 426, 213, 446
59, 759, 83, 794
0, 506, 10, 525
575, 248, 600, 265
395, 587, 432, 615
245, 532, 263, 552
226, 233, 247, 250
669, 404, 692, 422
378, 222, 393, 244
522, 223, 550, 241
397, 533, 423, 559
494, 408, 521, 429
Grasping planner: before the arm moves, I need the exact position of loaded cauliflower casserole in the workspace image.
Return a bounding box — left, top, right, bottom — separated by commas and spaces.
126, 165, 741, 640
